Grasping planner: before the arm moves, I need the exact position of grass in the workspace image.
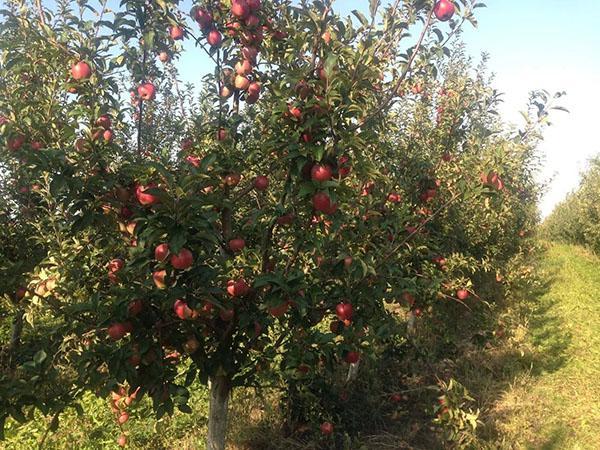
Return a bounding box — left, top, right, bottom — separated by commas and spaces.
2, 242, 600, 449
471, 243, 600, 449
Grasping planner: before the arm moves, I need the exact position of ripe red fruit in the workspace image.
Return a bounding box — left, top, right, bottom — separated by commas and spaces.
217, 128, 228, 141
456, 289, 470, 300
15, 287, 27, 301
153, 270, 167, 289
234, 75, 250, 91
7, 135, 25, 151
107, 323, 128, 340
174, 299, 193, 320
434, 0, 456, 22
277, 213, 294, 226
402, 292, 416, 306
247, 81, 261, 96
387, 192, 401, 203
170, 248, 193, 270
31, 141, 43, 150
390, 393, 403, 403
154, 243, 170, 262
103, 129, 113, 142
268, 302, 290, 317
227, 278, 250, 297
253, 175, 269, 191
135, 184, 160, 206
118, 412, 129, 425
71, 61, 91, 80
231, 0, 249, 18
207, 29, 223, 47
312, 192, 332, 213
245, 14, 260, 28
117, 434, 127, 447
158, 51, 170, 62
224, 173, 241, 186
183, 336, 200, 354
169, 25, 184, 40
195, 8, 213, 29
345, 351, 360, 364
288, 105, 302, 119
137, 82, 156, 101
108, 258, 124, 274
320, 422, 334, 435
335, 302, 353, 321
127, 299, 143, 316
311, 164, 333, 182
247, 0, 261, 11
96, 115, 111, 129
229, 238, 246, 252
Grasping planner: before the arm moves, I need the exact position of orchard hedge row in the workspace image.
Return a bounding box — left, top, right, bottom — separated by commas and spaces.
0, 0, 554, 448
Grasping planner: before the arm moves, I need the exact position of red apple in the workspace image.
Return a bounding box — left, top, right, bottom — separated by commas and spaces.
245, 14, 259, 28
117, 434, 127, 447
231, 0, 249, 19
108, 258, 124, 273
136, 184, 160, 206
7, 135, 25, 151
335, 302, 353, 321
234, 75, 250, 91
242, 46, 258, 62
387, 192, 401, 203
253, 175, 269, 191
170, 248, 193, 270
345, 351, 360, 364
71, 61, 91, 80
229, 238, 246, 252
183, 336, 200, 354
174, 299, 193, 320
312, 192, 332, 213
247, 81, 261, 96
288, 105, 302, 119
103, 129, 113, 142
154, 243, 170, 261
107, 323, 128, 340
247, 0, 261, 9
195, 9, 213, 29
434, 0, 456, 22
207, 29, 223, 47
456, 289, 469, 300
153, 270, 167, 289
137, 82, 156, 101
220, 308, 235, 321
268, 301, 290, 317
320, 422, 334, 435
217, 128, 228, 141
96, 115, 111, 129
158, 51, 170, 62
169, 25, 184, 40
31, 141, 43, 150
311, 164, 332, 182
227, 278, 250, 297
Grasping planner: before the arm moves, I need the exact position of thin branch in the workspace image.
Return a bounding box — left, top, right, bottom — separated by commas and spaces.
348, 6, 436, 132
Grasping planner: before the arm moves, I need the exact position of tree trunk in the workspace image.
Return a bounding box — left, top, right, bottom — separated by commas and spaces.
206, 375, 231, 450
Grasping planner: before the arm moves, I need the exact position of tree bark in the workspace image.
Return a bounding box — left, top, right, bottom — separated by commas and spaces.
206, 375, 231, 450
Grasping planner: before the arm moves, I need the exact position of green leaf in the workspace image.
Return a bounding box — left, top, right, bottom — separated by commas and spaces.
33, 349, 47, 365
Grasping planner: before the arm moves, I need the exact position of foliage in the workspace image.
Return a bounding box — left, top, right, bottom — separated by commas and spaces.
543, 157, 600, 254
0, 0, 555, 448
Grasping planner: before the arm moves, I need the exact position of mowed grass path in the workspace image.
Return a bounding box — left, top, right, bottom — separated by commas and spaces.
490, 243, 600, 449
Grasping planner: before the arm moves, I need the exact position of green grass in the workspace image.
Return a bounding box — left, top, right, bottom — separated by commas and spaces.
474, 243, 600, 449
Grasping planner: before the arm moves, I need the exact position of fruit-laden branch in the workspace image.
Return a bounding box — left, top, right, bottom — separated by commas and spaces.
379, 190, 462, 268
439, 0, 477, 48
348, 6, 436, 132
